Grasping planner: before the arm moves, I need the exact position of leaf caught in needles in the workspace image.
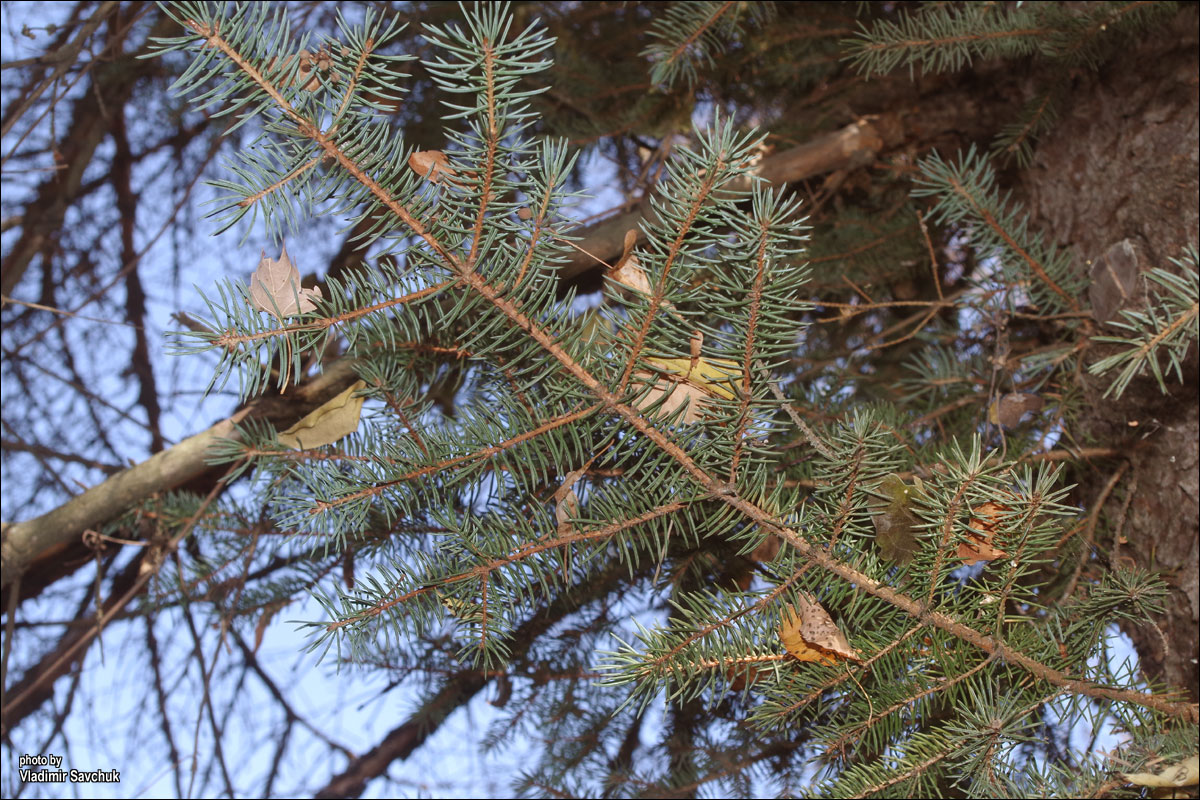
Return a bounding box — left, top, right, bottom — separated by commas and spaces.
409, 150, 460, 186
1122, 754, 1200, 789
607, 229, 652, 296
632, 356, 741, 425
249, 244, 322, 318
871, 473, 923, 565
987, 392, 1044, 429
277, 380, 367, 450
554, 468, 585, 535
957, 501, 1009, 565
778, 594, 862, 666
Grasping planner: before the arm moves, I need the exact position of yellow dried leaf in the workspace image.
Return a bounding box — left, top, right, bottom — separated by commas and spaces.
871, 474, 922, 565
1123, 755, 1199, 788
778, 594, 861, 666
632, 356, 741, 425
644, 357, 741, 400
438, 590, 485, 624
277, 380, 367, 450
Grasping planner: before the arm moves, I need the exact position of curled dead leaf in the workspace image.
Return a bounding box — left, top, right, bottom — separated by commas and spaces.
1122, 754, 1199, 789
957, 500, 1009, 565
606, 228, 653, 296
553, 468, 585, 536
778, 594, 862, 666
249, 244, 322, 318
277, 380, 367, 449
689, 330, 703, 370
253, 599, 288, 654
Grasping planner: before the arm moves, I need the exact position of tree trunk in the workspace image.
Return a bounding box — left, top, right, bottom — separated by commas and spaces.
1019, 7, 1200, 700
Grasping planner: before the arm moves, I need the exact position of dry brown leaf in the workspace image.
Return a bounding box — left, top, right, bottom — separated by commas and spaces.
726, 660, 773, 691
266, 47, 342, 92
749, 534, 782, 563
631, 374, 712, 425
253, 599, 288, 654
408, 150, 460, 186
957, 500, 1009, 565
553, 468, 585, 535
689, 330, 703, 370
607, 229, 653, 296
988, 392, 1045, 429
1089, 239, 1142, 324
778, 594, 862, 666
249, 244, 322, 317
277, 380, 367, 449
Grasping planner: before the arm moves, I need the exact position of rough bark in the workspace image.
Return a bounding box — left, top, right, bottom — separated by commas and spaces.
1019, 6, 1200, 700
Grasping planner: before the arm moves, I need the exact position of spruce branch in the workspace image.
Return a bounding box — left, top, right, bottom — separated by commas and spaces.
1088, 246, 1199, 398
913, 145, 1083, 314
149, 4, 1200, 796
846, 1, 1178, 78
166, 0, 1196, 720
641, 0, 774, 88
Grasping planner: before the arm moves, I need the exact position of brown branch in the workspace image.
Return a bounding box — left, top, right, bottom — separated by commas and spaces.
0, 1, 120, 139
111, 80, 164, 452
0, 358, 362, 595
1, 9, 173, 298
314, 559, 632, 798
1, 478, 227, 734
556, 116, 902, 284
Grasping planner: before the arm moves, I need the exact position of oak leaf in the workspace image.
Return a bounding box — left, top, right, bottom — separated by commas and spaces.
249, 244, 322, 318
277, 380, 367, 450
778, 594, 862, 666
